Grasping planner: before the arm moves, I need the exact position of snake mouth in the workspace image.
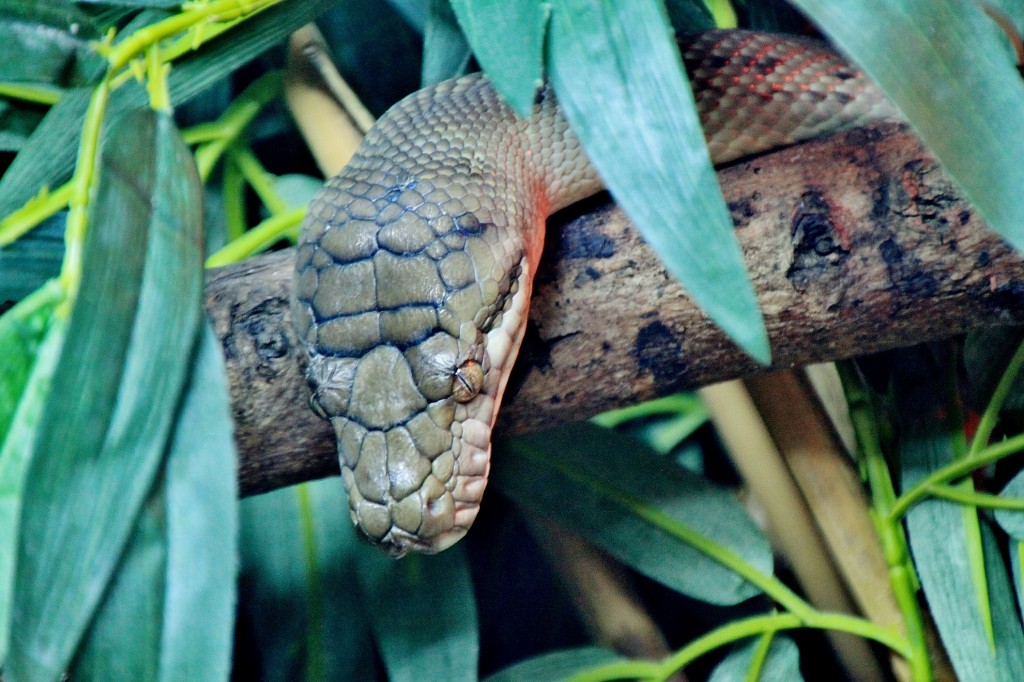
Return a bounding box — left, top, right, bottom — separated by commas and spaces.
374, 524, 468, 558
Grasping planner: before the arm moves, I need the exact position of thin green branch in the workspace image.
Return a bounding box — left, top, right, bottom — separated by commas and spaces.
971, 337, 1024, 456
205, 207, 305, 268
0, 82, 62, 106
181, 121, 226, 145
193, 70, 283, 182
745, 629, 776, 682
835, 360, 931, 681
571, 611, 910, 682
0, 182, 74, 248
56, 76, 112, 314
889, 432, 1024, 522
222, 156, 248, 241
96, 0, 282, 74
926, 485, 1024, 511
229, 146, 288, 215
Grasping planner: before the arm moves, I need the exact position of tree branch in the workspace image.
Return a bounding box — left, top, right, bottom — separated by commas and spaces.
204, 123, 1024, 496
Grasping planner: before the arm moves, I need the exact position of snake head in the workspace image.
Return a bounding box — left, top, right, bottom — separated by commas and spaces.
292, 160, 533, 556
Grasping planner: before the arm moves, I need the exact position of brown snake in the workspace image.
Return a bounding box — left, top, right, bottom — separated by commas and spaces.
291, 30, 899, 556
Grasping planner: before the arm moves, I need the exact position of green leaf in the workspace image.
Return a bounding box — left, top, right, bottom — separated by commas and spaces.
71, 495, 167, 681
0, 99, 49, 153
7, 106, 203, 680
789, 0, 1024, 254
238, 480, 376, 682
158, 324, 238, 681
1009, 541, 1024, 631
69, 324, 238, 681
547, 0, 769, 362
0, 292, 64, 663
0, 1, 102, 87
485, 647, 625, 682
356, 547, 478, 682
0, 214, 64, 304
318, 1, 423, 117
895, 349, 1024, 681
0, 281, 60, 435
662, 0, 715, 31
0, 0, 331, 220
421, 0, 471, 87
493, 423, 772, 605
273, 174, 322, 211
449, 0, 548, 115
708, 636, 803, 682
996, 470, 1024, 539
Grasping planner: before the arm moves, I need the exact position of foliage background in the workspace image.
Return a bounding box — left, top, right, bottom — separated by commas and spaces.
3, 1, 1024, 681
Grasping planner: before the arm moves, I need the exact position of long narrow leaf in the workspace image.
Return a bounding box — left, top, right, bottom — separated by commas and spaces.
493, 423, 772, 605
449, 0, 548, 115
356, 547, 479, 682
238, 481, 377, 681
0, 308, 64, 666
158, 324, 238, 681
0, 216, 64, 303
8, 107, 203, 680
708, 636, 802, 682
485, 647, 625, 682
0, 1, 101, 86
547, 0, 769, 362
421, 0, 471, 87
70, 497, 167, 681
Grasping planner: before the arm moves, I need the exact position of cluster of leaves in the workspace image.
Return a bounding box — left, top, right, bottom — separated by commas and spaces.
0, 1, 332, 678
5, 0, 1024, 681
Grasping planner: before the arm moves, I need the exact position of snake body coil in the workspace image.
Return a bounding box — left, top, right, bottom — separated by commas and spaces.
292, 30, 898, 556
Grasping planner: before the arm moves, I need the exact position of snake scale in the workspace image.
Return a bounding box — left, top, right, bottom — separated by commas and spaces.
291, 29, 899, 556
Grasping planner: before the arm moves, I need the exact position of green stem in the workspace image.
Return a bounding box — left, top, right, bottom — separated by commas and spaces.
836, 361, 931, 682
745, 629, 776, 682
0, 82, 62, 105
0, 181, 74, 247
230, 146, 288, 215
205, 207, 305, 268
222, 156, 248, 241
572, 612, 909, 682
99, 0, 282, 73
926, 485, 1024, 510
294, 484, 325, 682
970, 337, 1024, 456
889, 431, 1024, 522
591, 393, 706, 429
181, 121, 226, 145
193, 70, 282, 182
57, 76, 112, 313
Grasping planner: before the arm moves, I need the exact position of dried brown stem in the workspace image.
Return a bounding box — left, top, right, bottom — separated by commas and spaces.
203, 122, 1024, 496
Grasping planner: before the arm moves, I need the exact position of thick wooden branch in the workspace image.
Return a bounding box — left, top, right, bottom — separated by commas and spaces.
205, 122, 1024, 496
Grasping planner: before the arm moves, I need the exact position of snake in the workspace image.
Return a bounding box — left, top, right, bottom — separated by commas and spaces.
291, 29, 899, 556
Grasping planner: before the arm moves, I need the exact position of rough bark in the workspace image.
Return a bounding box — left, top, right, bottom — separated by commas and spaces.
204, 122, 1024, 496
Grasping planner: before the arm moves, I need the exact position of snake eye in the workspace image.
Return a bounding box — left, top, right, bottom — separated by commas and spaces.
452, 360, 484, 403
